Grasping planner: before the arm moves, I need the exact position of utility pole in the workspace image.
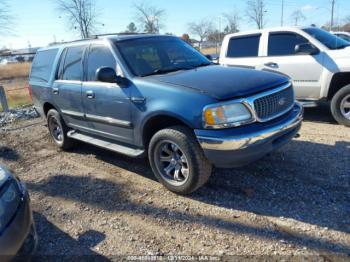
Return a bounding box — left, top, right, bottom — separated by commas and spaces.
281, 0, 284, 26
330, 0, 335, 31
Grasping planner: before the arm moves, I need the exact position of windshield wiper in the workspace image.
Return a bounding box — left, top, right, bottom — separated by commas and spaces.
141, 66, 190, 77
192, 62, 213, 68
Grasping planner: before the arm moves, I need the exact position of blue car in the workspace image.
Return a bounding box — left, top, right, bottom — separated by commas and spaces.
29, 34, 303, 194
0, 165, 37, 259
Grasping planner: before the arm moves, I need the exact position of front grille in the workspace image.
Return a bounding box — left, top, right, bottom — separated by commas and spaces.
254, 85, 294, 121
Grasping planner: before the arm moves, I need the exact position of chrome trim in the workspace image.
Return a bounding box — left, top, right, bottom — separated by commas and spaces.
85, 114, 133, 128
69, 124, 128, 140
202, 82, 294, 129
198, 103, 303, 151
61, 110, 85, 118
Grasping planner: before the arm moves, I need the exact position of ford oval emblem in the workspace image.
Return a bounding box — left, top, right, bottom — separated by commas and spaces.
278, 97, 287, 106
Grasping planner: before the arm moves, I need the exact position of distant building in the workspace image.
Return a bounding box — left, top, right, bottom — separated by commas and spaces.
0, 47, 41, 63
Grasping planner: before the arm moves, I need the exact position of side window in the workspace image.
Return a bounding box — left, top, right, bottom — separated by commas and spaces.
226, 35, 261, 58
56, 48, 67, 80
61, 46, 85, 81
268, 33, 309, 56
87, 45, 116, 81
30, 49, 59, 83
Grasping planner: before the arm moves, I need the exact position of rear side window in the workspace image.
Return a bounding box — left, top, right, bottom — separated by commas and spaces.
61, 46, 85, 81
226, 35, 260, 58
30, 49, 59, 83
87, 45, 116, 81
268, 33, 308, 56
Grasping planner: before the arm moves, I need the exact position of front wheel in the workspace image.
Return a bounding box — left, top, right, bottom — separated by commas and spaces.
331, 85, 350, 127
148, 126, 212, 195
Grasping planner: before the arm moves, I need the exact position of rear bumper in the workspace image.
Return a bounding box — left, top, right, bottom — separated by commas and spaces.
0, 186, 37, 259
195, 103, 303, 168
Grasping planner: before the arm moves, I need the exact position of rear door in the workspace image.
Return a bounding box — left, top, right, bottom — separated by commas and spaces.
81, 43, 133, 144
220, 34, 263, 69
260, 32, 324, 99
52, 45, 87, 128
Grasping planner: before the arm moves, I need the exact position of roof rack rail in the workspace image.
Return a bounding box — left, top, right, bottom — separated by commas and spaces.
48, 33, 150, 47
91, 32, 147, 38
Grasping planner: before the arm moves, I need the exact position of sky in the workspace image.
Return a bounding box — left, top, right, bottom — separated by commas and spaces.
2, 0, 350, 49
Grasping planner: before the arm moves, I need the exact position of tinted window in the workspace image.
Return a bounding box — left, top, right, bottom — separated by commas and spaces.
61, 46, 85, 81
30, 49, 59, 83
87, 45, 116, 81
115, 37, 211, 77
303, 28, 350, 50
268, 33, 308, 56
226, 35, 260, 58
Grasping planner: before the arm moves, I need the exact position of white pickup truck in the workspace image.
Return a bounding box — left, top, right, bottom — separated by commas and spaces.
220, 26, 350, 126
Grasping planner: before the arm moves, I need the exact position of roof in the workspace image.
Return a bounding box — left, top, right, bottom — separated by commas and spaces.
224, 26, 312, 38
39, 33, 176, 51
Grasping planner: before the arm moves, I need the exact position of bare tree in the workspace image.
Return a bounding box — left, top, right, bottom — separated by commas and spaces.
222, 11, 240, 33
188, 19, 214, 49
56, 0, 99, 39
134, 2, 165, 34
0, 0, 13, 35
246, 0, 267, 29
126, 22, 138, 33
291, 10, 306, 26
345, 15, 350, 24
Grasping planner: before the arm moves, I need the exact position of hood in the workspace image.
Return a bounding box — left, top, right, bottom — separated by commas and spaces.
327, 46, 350, 58
147, 65, 289, 100
325, 47, 350, 72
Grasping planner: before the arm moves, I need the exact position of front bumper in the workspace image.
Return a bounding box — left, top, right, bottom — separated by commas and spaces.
0, 186, 37, 259
195, 103, 303, 168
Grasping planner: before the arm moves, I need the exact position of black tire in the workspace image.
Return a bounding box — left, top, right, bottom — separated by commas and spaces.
47, 109, 75, 150
331, 85, 350, 127
148, 125, 212, 195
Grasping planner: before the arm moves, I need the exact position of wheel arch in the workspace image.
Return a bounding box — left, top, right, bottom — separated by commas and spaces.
141, 114, 194, 149
328, 72, 350, 100
43, 102, 58, 117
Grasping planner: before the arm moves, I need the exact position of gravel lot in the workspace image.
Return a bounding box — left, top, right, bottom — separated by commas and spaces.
0, 105, 349, 261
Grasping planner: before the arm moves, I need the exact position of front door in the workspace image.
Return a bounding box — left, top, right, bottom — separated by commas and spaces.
82, 44, 133, 144
52, 45, 88, 128
260, 32, 324, 100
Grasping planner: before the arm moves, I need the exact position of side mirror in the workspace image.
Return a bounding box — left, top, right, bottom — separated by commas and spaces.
96, 67, 125, 84
205, 54, 213, 61
295, 43, 319, 55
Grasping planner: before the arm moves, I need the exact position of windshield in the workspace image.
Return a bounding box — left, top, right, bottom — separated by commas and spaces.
114, 37, 211, 77
303, 27, 350, 50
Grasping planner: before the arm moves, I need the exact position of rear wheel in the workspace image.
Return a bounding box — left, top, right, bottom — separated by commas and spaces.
47, 109, 75, 150
331, 85, 350, 127
148, 126, 212, 195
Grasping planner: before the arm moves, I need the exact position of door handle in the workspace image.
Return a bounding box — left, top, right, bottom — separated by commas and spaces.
264, 62, 278, 68
52, 87, 59, 95
86, 91, 95, 99
130, 97, 146, 104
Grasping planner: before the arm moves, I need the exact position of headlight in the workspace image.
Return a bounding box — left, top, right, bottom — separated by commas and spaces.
203, 102, 253, 129
0, 166, 22, 232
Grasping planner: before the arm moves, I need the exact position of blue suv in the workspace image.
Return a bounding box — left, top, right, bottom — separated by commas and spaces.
29, 34, 303, 194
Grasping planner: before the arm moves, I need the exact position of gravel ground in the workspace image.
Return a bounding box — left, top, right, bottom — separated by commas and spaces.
0, 106, 38, 127
0, 105, 349, 261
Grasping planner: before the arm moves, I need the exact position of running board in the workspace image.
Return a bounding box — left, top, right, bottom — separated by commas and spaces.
67, 131, 144, 157
298, 100, 319, 108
